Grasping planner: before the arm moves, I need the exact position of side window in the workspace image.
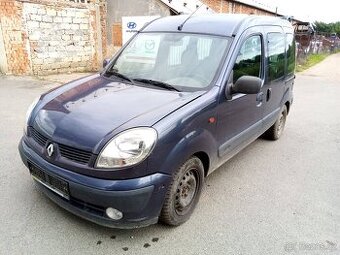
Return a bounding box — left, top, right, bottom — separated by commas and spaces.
233, 35, 262, 83
286, 33, 296, 75
268, 33, 285, 81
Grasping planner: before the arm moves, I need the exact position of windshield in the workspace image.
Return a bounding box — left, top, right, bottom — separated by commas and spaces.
107, 33, 230, 92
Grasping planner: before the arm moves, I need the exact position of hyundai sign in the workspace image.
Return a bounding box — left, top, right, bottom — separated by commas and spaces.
122, 16, 159, 44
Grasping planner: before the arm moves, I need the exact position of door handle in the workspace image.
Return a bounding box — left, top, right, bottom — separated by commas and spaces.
267, 88, 272, 102
256, 92, 264, 107
256, 92, 264, 102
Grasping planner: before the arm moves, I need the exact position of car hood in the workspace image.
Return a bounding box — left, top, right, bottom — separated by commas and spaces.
32, 75, 203, 151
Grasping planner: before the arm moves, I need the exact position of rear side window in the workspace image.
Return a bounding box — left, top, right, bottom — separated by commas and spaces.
286, 33, 296, 75
268, 33, 285, 81
233, 35, 262, 83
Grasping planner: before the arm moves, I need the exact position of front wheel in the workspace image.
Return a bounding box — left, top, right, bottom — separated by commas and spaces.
160, 156, 204, 226
264, 105, 287, 140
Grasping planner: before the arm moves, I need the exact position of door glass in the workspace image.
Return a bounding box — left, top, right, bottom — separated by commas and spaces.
268, 33, 285, 81
286, 33, 296, 75
233, 35, 262, 83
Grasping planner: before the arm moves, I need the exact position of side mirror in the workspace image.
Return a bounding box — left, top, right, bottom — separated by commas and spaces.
232, 76, 262, 94
103, 58, 110, 68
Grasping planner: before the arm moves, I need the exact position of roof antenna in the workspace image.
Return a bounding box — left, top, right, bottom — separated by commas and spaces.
178, 3, 204, 31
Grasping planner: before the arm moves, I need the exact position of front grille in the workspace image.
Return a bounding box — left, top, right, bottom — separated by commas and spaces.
29, 126, 48, 146
28, 126, 93, 165
59, 143, 92, 165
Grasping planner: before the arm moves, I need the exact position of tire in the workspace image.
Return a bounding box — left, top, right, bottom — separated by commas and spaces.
160, 156, 204, 226
264, 105, 288, 140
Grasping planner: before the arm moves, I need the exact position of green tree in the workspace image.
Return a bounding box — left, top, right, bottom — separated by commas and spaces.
314, 21, 340, 35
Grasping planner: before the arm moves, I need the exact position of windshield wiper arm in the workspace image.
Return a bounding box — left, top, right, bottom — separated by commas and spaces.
133, 78, 180, 92
105, 69, 135, 85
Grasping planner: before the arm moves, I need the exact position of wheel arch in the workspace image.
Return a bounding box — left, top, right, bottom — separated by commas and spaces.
193, 151, 210, 177
149, 128, 217, 178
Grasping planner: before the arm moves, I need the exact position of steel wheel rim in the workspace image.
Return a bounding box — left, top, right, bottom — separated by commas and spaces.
174, 169, 198, 215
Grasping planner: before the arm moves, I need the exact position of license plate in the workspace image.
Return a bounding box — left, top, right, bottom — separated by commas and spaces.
29, 163, 70, 200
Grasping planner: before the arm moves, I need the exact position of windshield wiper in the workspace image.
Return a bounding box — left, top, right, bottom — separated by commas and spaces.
133, 78, 180, 92
105, 69, 135, 85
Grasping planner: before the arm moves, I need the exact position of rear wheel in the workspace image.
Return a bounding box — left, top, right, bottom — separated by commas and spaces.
264, 105, 287, 140
160, 156, 204, 226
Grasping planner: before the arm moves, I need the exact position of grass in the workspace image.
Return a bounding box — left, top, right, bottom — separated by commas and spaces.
296, 53, 329, 72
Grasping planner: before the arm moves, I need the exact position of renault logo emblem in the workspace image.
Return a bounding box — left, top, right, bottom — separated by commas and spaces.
47, 143, 54, 157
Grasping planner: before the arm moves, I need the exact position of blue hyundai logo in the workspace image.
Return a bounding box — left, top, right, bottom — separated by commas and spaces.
127, 22, 137, 29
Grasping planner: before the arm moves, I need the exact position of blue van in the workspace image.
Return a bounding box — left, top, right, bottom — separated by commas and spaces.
19, 14, 295, 228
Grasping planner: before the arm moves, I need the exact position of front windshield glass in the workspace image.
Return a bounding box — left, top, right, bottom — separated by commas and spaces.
107, 32, 230, 92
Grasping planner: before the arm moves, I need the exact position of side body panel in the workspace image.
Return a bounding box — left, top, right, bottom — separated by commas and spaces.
149, 87, 220, 177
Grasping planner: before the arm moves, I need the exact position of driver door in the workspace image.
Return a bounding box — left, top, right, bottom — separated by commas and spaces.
216, 30, 265, 161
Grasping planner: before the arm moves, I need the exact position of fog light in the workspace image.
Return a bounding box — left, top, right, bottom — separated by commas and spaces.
106, 207, 123, 220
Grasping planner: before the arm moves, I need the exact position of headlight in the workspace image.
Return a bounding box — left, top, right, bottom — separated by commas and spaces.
24, 96, 40, 133
96, 127, 157, 169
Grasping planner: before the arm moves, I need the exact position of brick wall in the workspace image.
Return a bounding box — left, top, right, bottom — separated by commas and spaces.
202, 0, 230, 12
0, 0, 107, 75
0, 0, 31, 75
201, 0, 275, 15
112, 23, 122, 46
24, 3, 93, 75
99, 1, 107, 58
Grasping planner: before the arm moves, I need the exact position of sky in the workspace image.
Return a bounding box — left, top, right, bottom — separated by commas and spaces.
259, 0, 340, 23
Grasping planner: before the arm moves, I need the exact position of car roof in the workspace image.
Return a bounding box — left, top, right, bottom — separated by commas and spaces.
143, 14, 293, 37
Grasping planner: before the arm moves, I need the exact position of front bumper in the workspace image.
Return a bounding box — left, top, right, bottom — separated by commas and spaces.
19, 138, 171, 229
